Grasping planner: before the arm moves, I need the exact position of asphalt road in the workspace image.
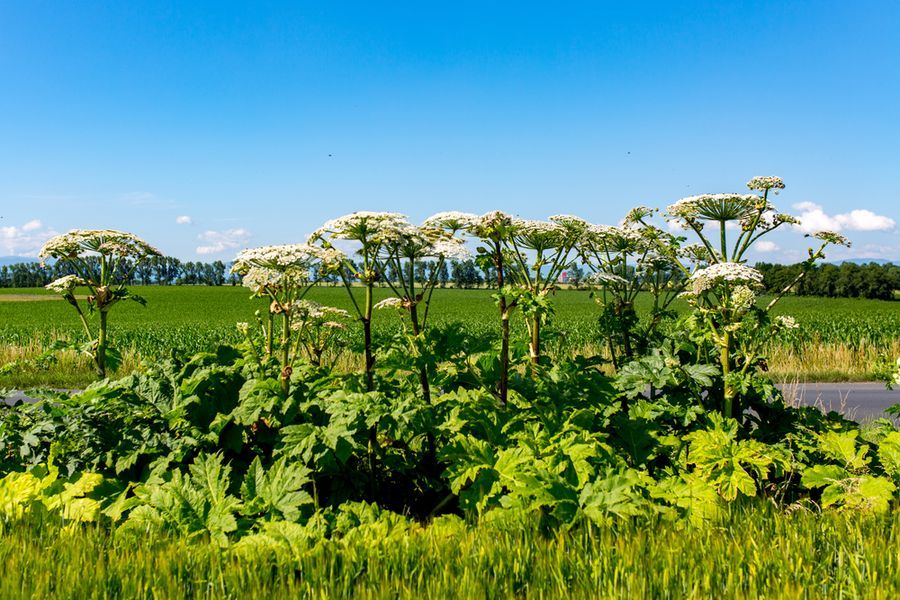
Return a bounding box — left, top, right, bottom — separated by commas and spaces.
778, 382, 900, 422
3, 383, 899, 422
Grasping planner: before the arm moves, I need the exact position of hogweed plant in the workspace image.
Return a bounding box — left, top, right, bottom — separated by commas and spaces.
231, 244, 341, 393
373, 220, 469, 402
667, 176, 849, 418
426, 211, 520, 403
290, 301, 351, 367
578, 209, 686, 368
40, 229, 161, 377
505, 216, 587, 365
308, 212, 408, 391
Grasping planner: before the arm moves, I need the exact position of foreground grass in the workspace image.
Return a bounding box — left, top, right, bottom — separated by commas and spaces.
2, 506, 900, 599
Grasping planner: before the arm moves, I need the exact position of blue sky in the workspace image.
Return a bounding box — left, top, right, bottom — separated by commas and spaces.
1, 1, 898, 262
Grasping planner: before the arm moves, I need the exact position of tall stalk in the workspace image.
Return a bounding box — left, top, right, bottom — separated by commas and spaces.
494, 240, 509, 404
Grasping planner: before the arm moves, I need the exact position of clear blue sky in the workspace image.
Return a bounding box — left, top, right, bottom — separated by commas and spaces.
1, 1, 898, 261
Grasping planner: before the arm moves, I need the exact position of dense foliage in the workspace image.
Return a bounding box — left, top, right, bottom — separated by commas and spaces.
3, 176, 900, 553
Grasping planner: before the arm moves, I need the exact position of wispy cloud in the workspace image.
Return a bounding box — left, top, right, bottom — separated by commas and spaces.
792, 202, 895, 233
755, 240, 779, 252
196, 228, 251, 256
0, 219, 59, 256
175, 215, 193, 225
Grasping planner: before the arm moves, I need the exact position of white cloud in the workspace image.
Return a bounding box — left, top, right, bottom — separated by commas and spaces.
792, 202, 895, 234
175, 215, 193, 225
0, 220, 59, 256
755, 240, 779, 252
196, 228, 251, 255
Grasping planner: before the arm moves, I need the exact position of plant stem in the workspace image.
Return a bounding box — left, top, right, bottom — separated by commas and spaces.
363, 282, 374, 391
721, 328, 734, 418
409, 303, 431, 404
280, 311, 290, 395
97, 310, 108, 378
495, 240, 509, 404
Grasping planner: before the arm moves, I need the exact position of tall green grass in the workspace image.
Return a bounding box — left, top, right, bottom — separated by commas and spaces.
2, 504, 899, 599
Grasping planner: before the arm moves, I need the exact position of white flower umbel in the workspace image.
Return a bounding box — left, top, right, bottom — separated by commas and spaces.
422, 211, 481, 232
690, 262, 764, 294
45, 275, 86, 296
39, 229, 161, 262
774, 315, 799, 330
747, 176, 785, 192
667, 194, 765, 223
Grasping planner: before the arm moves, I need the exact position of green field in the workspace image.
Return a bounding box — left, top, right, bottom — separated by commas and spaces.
2, 285, 899, 386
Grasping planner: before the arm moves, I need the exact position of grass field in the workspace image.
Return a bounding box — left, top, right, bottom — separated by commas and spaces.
3, 505, 899, 599
1, 285, 899, 387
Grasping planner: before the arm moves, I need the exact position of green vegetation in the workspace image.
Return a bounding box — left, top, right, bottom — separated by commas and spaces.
2, 286, 899, 387
3, 506, 900, 599
4, 186, 900, 598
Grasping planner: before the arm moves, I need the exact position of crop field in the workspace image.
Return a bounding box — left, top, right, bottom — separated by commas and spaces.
1, 285, 899, 387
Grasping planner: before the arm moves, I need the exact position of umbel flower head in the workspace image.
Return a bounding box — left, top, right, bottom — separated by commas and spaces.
45, 274, 86, 296
308, 212, 409, 245
232, 243, 337, 273
39, 230, 161, 261
667, 194, 766, 223
512, 218, 566, 251
290, 300, 351, 324
689, 262, 764, 294
747, 176, 786, 192
422, 211, 481, 232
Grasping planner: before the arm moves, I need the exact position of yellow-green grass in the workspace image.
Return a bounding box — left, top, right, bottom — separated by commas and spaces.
2, 505, 900, 599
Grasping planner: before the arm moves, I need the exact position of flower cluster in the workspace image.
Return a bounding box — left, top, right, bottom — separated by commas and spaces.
689, 262, 764, 294
774, 315, 799, 330
39, 230, 161, 261
667, 194, 765, 223
232, 244, 337, 273
744, 211, 800, 231
586, 271, 628, 286
422, 211, 481, 232
809, 231, 852, 248
746, 176, 785, 192
309, 212, 408, 244
290, 300, 351, 328
45, 275, 87, 295
239, 266, 296, 295
730, 285, 757, 314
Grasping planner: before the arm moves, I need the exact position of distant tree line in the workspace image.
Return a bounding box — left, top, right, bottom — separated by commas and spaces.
757, 261, 900, 300
0, 256, 236, 288
4, 256, 896, 300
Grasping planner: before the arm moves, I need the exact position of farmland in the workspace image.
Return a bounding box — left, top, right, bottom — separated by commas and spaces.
2, 285, 898, 387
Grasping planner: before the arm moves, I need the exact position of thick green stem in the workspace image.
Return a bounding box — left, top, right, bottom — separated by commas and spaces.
719, 219, 728, 262
530, 314, 540, 365
363, 283, 375, 391
265, 311, 274, 357
409, 303, 431, 404
280, 311, 291, 395
495, 241, 509, 404
97, 310, 108, 378
721, 329, 734, 418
